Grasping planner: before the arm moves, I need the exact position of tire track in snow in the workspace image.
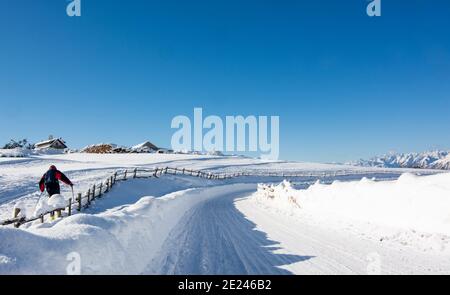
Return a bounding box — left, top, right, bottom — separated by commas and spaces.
145, 183, 448, 275
146, 187, 313, 274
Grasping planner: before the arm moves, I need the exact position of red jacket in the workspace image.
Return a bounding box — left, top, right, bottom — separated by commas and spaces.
39, 169, 73, 192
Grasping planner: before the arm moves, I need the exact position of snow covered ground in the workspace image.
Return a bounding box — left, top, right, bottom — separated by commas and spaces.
0, 153, 448, 274
246, 174, 450, 274
0, 152, 413, 220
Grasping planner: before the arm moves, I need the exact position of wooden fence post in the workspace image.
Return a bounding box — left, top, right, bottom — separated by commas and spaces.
87, 189, 91, 206
68, 199, 72, 216
154, 168, 158, 177
114, 172, 117, 184
124, 170, 127, 180
77, 193, 82, 211
13, 208, 20, 219
164, 167, 168, 174
133, 168, 137, 179
105, 178, 110, 193
99, 183, 103, 197
92, 184, 96, 200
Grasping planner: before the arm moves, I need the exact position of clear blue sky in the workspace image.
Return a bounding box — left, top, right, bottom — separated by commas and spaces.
1, 0, 449, 162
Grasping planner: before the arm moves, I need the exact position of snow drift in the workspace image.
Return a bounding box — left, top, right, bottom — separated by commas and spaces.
253, 173, 450, 236
0, 184, 248, 274
0, 148, 32, 158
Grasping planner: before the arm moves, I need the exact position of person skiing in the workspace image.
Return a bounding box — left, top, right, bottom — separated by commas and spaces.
39, 165, 73, 197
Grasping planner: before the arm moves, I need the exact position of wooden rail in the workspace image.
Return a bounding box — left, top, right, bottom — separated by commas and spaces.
0, 167, 241, 228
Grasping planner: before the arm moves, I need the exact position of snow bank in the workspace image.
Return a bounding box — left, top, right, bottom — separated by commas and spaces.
0, 148, 32, 158
0, 184, 247, 274
47, 194, 69, 209
253, 173, 450, 236
254, 180, 301, 214
33, 198, 51, 217
0, 148, 65, 158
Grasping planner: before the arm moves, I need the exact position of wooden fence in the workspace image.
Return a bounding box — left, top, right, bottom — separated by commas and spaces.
0, 167, 407, 228
0, 167, 243, 228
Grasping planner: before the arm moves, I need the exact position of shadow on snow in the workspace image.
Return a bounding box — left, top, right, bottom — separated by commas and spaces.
149, 192, 314, 275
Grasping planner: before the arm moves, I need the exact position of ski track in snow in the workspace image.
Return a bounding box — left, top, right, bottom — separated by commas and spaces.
146, 188, 313, 275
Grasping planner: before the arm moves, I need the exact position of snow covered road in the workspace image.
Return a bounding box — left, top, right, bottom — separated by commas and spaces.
146, 184, 449, 275
146, 186, 312, 275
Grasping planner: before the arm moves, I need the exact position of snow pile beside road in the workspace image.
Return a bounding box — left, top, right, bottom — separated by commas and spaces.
253, 173, 450, 236
254, 181, 301, 214
0, 184, 246, 274
0, 148, 32, 158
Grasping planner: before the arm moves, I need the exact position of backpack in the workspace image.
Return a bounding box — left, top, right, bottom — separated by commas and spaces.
45, 169, 58, 185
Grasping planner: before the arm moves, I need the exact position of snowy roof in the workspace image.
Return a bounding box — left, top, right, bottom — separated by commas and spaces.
34, 138, 67, 149
131, 141, 158, 150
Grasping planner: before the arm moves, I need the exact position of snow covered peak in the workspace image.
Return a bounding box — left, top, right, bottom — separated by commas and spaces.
350, 150, 450, 170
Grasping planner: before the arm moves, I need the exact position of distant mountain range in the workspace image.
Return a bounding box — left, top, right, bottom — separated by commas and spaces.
350, 151, 450, 170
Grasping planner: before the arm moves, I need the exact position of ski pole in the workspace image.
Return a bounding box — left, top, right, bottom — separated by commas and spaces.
33, 191, 45, 211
